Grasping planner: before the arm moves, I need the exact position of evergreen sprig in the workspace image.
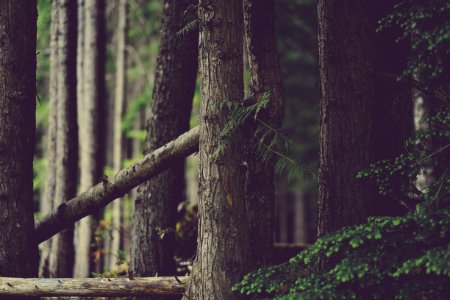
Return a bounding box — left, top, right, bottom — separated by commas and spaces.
215, 93, 315, 180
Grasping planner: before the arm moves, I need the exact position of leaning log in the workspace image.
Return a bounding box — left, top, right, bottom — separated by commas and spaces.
0, 276, 188, 297
36, 126, 200, 244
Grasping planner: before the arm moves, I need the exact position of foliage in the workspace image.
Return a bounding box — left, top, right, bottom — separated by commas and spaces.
177, 3, 198, 36
378, 0, 450, 88
234, 208, 450, 299
216, 93, 315, 181
357, 110, 449, 210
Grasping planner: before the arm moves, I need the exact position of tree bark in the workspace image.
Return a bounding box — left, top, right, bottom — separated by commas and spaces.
0, 277, 187, 297
317, 0, 412, 237
74, 0, 106, 278
0, 0, 38, 285
109, 0, 129, 271
45, 0, 78, 278
183, 1, 249, 299
371, 1, 413, 216
243, 0, 284, 269
131, 0, 198, 286
36, 126, 199, 244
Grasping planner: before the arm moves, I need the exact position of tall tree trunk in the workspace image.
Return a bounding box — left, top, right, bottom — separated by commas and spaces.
40, 0, 78, 278
0, 0, 38, 283
109, 0, 129, 272
131, 0, 198, 284
39, 0, 60, 277
317, 0, 412, 237
371, 1, 413, 216
243, 0, 284, 268
74, 0, 106, 278
183, 0, 249, 299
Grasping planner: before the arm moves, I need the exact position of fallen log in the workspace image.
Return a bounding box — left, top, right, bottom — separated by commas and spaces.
0, 276, 188, 297
36, 126, 200, 244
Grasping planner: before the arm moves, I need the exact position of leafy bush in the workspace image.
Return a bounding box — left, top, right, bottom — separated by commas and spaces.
233, 102, 449, 299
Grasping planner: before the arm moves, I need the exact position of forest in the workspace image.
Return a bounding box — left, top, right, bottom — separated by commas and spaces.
0, 0, 449, 299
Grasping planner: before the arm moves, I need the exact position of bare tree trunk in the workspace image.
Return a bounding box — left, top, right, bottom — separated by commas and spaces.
317, 0, 378, 237
183, 1, 249, 299
39, 0, 60, 277
44, 0, 78, 278
317, 0, 411, 237
243, 0, 284, 269
74, 0, 106, 278
0, 0, 38, 288
109, 0, 129, 272
131, 0, 198, 287
371, 1, 413, 216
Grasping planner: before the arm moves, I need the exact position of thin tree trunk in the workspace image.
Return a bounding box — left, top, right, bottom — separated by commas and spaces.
183, 1, 249, 299
131, 0, 198, 286
317, 0, 412, 237
0, 0, 38, 287
74, 0, 106, 278
243, 0, 284, 269
38, 0, 60, 277
110, 0, 129, 271
46, 0, 78, 278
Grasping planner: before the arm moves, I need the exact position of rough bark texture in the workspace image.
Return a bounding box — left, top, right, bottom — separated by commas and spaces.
243, 0, 284, 268
131, 0, 198, 285
183, 0, 249, 299
36, 126, 199, 244
0, 0, 38, 285
74, 0, 106, 278
110, 0, 129, 271
45, 0, 78, 278
317, 0, 412, 237
0, 277, 187, 297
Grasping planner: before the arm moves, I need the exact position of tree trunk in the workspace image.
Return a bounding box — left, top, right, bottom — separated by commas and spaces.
131, 0, 198, 285
0, 0, 38, 285
183, 1, 249, 299
38, 0, 60, 277
74, 0, 106, 278
109, 0, 129, 272
317, 0, 412, 237
44, 0, 78, 278
243, 0, 284, 269
371, 1, 413, 216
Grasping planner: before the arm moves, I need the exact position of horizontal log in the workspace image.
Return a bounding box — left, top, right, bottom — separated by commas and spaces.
0, 276, 188, 297
36, 126, 200, 244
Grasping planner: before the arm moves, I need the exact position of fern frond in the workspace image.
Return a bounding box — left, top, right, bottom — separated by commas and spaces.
215, 93, 314, 181
177, 19, 198, 37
